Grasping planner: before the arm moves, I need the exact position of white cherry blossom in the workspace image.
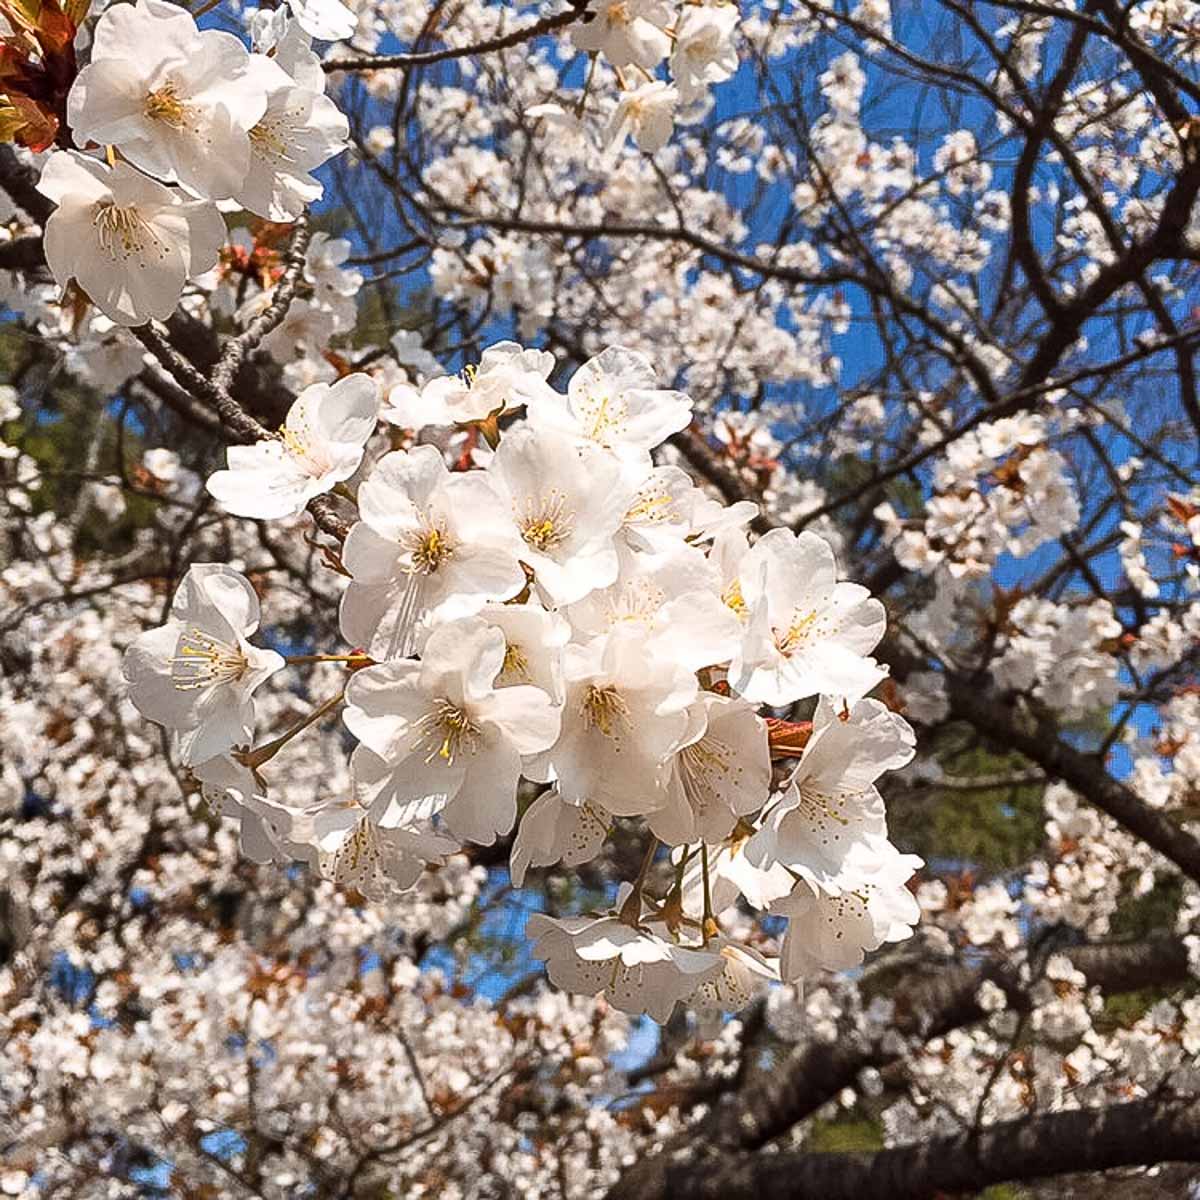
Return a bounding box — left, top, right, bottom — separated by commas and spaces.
526, 345, 692, 463
339, 446, 526, 659
383, 341, 556, 431
527, 905, 723, 1022
671, 4, 740, 102
487, 426, 632, 607
606, 82, 678, 156
234, 64, 349, 220
37, 151, 225, 325
524, 624, 696, 817
746, 696, 915, 891
728, 528, 888, 706
205, 373, 379, 520
68, 0, 272, 201
771, 840, 924, 980
570, 0, 673, 69
122, 564, 284, 766
343, 617, 560, 844
649, 692, 771, 846
509, 788, 609, 886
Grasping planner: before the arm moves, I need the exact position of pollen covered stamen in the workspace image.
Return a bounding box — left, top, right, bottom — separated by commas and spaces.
722, 580, 747, 616
403, 521, 455, 574
92, 202, 167, 263
796, 782, 854, 837
521, 489, 575, 553
278, 420, 330, 476
776, 609, 822, 654
576, 390, 628, 445
679, 736, 737, 815
249, 118, 289, 160
144, 82, 190, 127
412, 699, 481, 764
501, 642, 530, 681
581, 684, 630, 738
625, 487, 677, 525
171, 627, 250, 691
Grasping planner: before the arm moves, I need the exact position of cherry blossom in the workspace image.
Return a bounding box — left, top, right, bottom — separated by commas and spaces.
122, 563, 284, 766
37, 151, 225, 325
339, 446, 526, 659
344, 616, 560, 844
206, 373, 379, 520
728, 528, 888, 706
67, 0, 272, 201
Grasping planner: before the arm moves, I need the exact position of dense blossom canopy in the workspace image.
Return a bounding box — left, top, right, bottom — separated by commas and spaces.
3, 0, 1200, 1195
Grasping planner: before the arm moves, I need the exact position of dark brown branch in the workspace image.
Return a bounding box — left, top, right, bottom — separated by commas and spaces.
324, 0, 588, 72
940, 671, 1200, 885
666, 1095, 1200, 1200
606, 937, 1188, 1200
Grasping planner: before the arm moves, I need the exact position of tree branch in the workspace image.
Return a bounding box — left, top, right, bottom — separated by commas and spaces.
666, 1095, 1200, 1199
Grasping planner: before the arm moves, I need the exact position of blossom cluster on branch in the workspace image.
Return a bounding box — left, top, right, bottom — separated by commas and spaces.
33, 0, 348, 324
118, 340, 922, 1023
4, 0, 1200, 1193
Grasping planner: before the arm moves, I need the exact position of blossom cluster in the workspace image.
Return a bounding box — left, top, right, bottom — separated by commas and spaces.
119, 340, 922, 1023
33, 0, 348, 325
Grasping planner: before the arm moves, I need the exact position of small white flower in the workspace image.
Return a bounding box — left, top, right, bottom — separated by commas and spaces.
206, 373, 379, 520
671, 4, 740, 102
286, 0, 357, 42
524, 624, 696, 818
487, 426, 632, 607
234, 63, 349, 220
771, 840, 924, 980
509, 787, 609, 886
606, 82, 678, 156
570, 0, 673, 68
383, 341, 555, 430
527, 904, 723, 1022
37, 152, 225, 326
649, 692, 771, 846
526, 345, 692, 463
728, 528, 888, 706
344, 617, 561, 845
339, 446, 526, 659
311, 802, 459, 897
122, 564, 284, 766
746, 696, 915, 891
68, 0, 274, 201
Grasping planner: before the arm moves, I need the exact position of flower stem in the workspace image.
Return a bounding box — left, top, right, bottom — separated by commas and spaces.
700, 842, 718, 943
284, 653, 372, 667
618, 838, 659, 927
239, 690, 344, 773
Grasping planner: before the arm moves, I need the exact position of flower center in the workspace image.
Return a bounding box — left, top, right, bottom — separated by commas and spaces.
501, 643, 530, 681
776, 609, 821, 654
171, 627, 249, 691
606, 578, 663, 625
580, 684, 630, 738
796, 781, 853, 832
92, 202, 163, 262
625, 486, 677, 526
722, 580, 747, 617
521, 490, 575, 553
249, 118, 289, 160
678, 736, 736, 814
279, 423, 330, 476
403, 522, 455, 574
144, 82, 189, 127
576, 390, 627, 445
413, 699, 481, 764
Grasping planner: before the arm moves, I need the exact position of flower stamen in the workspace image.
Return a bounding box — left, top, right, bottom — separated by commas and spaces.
171, 627, 249, 691
412, 699, 481, 764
